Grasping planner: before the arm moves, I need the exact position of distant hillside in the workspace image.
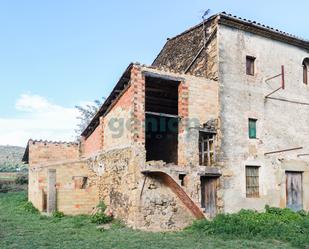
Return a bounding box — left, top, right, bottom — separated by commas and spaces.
0, 146, 27, 172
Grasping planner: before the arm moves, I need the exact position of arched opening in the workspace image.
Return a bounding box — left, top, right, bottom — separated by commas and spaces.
303, 58, 309, 84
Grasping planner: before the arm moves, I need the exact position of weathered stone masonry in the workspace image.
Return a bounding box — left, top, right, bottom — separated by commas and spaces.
23, 12, 309, 231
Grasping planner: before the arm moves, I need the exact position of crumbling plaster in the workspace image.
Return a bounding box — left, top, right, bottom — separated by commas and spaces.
218, 24, 309, 212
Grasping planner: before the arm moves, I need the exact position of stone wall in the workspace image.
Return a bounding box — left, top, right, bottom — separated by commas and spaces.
218, 24, 309, 213
28, 160, 99, 215
152, 18, 218, 80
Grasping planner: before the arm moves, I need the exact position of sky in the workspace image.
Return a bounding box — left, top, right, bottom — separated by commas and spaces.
0, 0, 308, 147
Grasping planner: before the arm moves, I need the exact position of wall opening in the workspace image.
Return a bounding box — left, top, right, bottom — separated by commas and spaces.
303, 58, 309, 85
145, 76, 180, 164
199, 132, 215, 166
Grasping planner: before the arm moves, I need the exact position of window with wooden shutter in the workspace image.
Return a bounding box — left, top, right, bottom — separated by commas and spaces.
246, 56, 255, 76
246, 166, 259, 198
303, 61, 308, 84
248, 119, 257, 139
199, 133, 215, 166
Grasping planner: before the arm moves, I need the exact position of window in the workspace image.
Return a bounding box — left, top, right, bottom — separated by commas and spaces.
199, 132, 215, 166
246, 56, 256, 76
246, 166, 259, 198
303, 60, 308, 84
179, 174, 186, 186
248, 119, 257, 139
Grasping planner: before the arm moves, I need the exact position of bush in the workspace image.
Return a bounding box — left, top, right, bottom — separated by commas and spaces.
22, 201, 39, 214
15, 174, 28, 185
91, 213, 113, 224
52, 211, 65, 218
90, 201, 113, 225
188, 206, 309, 248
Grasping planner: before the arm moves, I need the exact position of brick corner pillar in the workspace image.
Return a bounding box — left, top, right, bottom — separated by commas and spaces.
131, 65, 145, 146
178, 81, 190, 166
99, 116, 105, 150
47, 169, 56, 214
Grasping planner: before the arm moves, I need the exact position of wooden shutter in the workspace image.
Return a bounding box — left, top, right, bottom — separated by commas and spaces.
246, 56, 255, 75
303, 64, 308, 84
246, 166, 259, 198
249, 119, 257, 139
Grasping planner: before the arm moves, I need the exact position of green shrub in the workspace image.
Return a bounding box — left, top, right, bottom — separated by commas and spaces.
188, 206, 309, 248
22, 201, 39, 214
15, 174, 28, 185
52, 211, 65, 218
90, 201, 113, 225
91, 213, 113, 224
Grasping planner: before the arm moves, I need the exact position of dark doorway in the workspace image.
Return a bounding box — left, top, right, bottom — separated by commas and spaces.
286, 172, 303, 211
201, 176, 218, 218
145, 76, 180, 164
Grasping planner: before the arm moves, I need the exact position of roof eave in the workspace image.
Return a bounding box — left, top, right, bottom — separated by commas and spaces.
81, 63, 134, 138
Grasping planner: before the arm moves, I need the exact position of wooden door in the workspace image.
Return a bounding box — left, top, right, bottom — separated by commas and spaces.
286, 172, 303, 211
201, 176, 217, 218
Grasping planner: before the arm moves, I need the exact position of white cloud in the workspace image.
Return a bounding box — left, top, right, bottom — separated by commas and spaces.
0, 94, 82, 147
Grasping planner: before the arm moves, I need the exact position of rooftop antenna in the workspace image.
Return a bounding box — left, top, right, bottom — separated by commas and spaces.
202, 9, 211, 45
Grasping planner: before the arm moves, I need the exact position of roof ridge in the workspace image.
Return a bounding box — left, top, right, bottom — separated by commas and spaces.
220, 12, 308, 43
165, 11, 308, 45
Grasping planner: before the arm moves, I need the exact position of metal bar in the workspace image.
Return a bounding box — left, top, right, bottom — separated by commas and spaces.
264, 147, 303, 155
145, 111, 180, 119
297, 154, 309, 157
265, 73, 282, 82
266, 97, 309, 106
265, 87, 282, 98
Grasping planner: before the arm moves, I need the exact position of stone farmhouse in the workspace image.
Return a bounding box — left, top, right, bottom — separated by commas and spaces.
23, 12, 309, 231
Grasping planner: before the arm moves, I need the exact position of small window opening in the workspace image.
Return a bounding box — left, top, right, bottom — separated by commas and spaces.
246, 56, 256, 76
74, 176, 88, 189
179, 174, 186, 186
81, 177, 88, 189
199, 132, 215, 166
303, 59, 308, 84
248, 119, 257, 139
246, 166, 260, 198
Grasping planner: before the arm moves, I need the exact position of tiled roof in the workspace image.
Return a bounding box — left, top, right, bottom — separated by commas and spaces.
168, 12, 308, 46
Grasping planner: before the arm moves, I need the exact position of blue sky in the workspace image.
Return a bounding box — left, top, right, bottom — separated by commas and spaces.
0, 0, 308, 146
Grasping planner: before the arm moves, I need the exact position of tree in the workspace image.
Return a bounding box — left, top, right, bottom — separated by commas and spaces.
75, 99, 104, 136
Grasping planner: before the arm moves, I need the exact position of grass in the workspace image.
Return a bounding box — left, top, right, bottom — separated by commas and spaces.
0, 192, 298, 249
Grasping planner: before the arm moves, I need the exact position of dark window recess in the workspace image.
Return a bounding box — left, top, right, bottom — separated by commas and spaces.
81, 177, 88, 189
145, 76, 180, 164
179, 174, 186, 186
199, 132, 215, 166
248, 119, 257, 139
246, 166, 259, 198
246, 56, 256, 76
303, 61, 308, 85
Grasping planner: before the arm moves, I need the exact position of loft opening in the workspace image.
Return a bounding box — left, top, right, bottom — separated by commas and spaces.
144, 74, 180, 164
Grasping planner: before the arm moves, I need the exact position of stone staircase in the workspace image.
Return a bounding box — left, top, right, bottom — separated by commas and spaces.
141, 161, 205, 219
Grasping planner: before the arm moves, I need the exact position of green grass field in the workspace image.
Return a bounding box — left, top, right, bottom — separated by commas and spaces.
0, 192, 296, 249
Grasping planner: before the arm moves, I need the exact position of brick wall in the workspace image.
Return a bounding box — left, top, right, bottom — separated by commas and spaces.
28, 140, 79, 166
103, 85, 135, 151
131, 65, 145, 145
83, 117, 104, 157
29, 160, 99, 215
